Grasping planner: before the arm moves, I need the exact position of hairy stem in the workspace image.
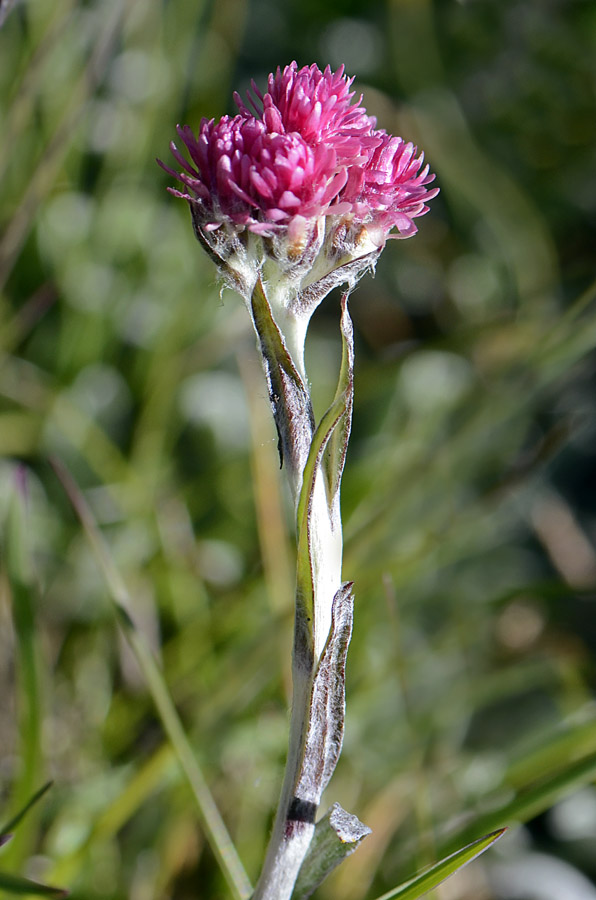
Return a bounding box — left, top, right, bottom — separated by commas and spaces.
250, 285, 355, 900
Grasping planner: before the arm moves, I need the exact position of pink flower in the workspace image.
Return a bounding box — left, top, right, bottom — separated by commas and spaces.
159, 62, 438, 247
338, 132, 440, 240
235, 62, 379, 164
159, 115, 347, 237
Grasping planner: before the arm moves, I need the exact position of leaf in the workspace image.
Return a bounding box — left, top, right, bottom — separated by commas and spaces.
445, 749, 596, 855
249, 276, 314, 487
0, 870, 68, 897
370, 828, 507, 900
321, 294, 354, 503
293, 583, 354, 805
294, 391, 348, 654
293, 802, 371, 900
4, 471, 44, 863
505, 718, 596, 790
294, 298, 353, 643
295, 294, 353, 530
0, 782, 53, 840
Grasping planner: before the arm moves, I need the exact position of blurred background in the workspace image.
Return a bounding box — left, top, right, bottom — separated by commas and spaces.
1, 0, 596, 898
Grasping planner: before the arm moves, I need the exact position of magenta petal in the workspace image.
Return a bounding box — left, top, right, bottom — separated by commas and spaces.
278, 190, 302, 209
264, 207, 289, 222
228, 181, 260, 208
250, 169, 275, 200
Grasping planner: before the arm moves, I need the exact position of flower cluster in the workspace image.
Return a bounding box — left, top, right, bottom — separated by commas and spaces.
159, 62, 438, 252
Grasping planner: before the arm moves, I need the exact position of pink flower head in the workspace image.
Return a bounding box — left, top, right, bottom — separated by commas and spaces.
159, 62, 438, 249
159, 115, 347, 237
235, 61, 379, 164
339, 132, 440, 240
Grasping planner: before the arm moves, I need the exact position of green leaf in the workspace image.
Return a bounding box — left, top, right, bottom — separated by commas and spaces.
295, 387, 348, 628
293, 802, 371, 900
249, 276, 314, 483
0, 783, 53, 839
0, 870, 68, 897
370, 828, 507, 900
505, 718, 596, 790
4, 474, 44, 867
445, 749, 596, 854
321, 293, 354, 502
294, 295, 354, 636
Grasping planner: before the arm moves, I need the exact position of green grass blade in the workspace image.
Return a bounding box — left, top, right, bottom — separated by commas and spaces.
3, 471, 44, 868
46, 744, 176, 886
506, 718, 596, 790
0, 870, 68, 897
370, 828, 507, 900
51, 458, 252, 900
446, 750, 596, 854
0, 782, 53, 838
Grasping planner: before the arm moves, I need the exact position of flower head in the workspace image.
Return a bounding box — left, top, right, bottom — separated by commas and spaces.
235, 62, 379, 164
159, 62, 438, 299
159, 115, 347, 237
337, 132, 440, 242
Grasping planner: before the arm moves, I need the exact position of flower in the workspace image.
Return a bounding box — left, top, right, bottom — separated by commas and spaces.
159, 62, 438, 292
337, 131, 439, 242
235, 62, 379, 164
159, 115, 347, 237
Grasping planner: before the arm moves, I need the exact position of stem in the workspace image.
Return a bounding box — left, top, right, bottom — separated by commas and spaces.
250, 285, 356, 900
251, 471, 346, 900
251, 657, 315, 900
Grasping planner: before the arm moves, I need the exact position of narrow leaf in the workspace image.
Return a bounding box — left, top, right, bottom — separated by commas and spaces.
322, 293, 354, 502
371, 828, 507, 900
293, 584, 354, 805
0, 870, 68, 897
505, 719, 596, 789
249, 277, 314, 483
4, 476, 44, 865
295, 373, 351, 632
0, 782, 53, 839
446, 749, 596, 855
292, 293, 353, 664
